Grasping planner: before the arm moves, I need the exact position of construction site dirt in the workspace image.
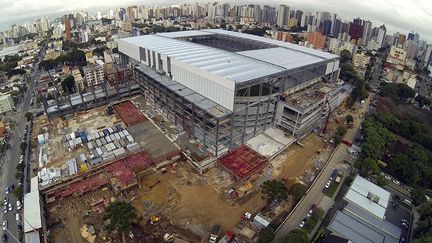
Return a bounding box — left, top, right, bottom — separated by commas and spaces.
40, 95, 338, 243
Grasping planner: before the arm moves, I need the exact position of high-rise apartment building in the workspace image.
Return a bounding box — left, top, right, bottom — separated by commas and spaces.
349, 18, 363, 41
83, 64, 104, 87
361, 21, 372, 46
277, 5, 290, 26
64, 15, 71, 41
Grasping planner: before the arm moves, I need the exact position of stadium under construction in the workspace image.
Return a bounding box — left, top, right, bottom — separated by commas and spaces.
118, 29, 351, 156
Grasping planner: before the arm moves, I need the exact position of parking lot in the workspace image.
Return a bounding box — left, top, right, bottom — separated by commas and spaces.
385, 194, 412, 242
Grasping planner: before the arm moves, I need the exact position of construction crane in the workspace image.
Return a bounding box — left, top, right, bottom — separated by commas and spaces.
321, 97, 331, 134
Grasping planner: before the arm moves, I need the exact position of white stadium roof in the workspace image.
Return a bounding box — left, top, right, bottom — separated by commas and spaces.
119, 29, 339, 84
120, 34, 285, 83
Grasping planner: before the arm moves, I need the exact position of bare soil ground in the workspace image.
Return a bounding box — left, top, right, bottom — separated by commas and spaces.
132, 163, 266, 239
271, 133, 327, 180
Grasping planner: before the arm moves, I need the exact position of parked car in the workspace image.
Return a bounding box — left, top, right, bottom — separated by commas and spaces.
2, 220, 7, 231
299, 218, 307, 228
8, 203, 12, 212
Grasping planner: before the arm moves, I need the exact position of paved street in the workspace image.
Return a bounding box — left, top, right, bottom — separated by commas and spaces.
273, 98, 371, 242
1, 67, 39, 242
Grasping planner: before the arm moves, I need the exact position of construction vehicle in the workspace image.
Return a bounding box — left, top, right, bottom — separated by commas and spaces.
150, 215, 161, 224
217, 231, 234, 243
163, 233, 175, 242
209, 224, 222, 243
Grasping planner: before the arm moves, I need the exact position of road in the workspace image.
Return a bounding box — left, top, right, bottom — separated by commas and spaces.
273, 98, 371, 242
1, 66, 39, 241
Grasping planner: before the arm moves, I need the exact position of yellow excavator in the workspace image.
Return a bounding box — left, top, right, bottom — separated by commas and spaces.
150, 215, 161, 225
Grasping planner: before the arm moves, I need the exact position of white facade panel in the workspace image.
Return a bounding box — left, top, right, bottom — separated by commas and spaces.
171, 59, 235, 110
325, 60, 339, 75
118, 39, 140, 62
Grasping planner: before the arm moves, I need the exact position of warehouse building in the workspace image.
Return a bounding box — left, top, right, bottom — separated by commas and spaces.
118, 29, 345, 156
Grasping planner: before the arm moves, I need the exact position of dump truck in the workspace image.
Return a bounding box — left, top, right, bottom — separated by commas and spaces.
217, 231, 234, 243
209, 224, 221, 243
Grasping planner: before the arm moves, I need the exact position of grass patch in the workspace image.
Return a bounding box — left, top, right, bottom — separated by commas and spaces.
325, 173, 343, 198
304, 208, 324, 234
312, 227, 325, 242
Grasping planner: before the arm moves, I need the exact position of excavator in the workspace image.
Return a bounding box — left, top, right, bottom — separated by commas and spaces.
150, 215, 161, 225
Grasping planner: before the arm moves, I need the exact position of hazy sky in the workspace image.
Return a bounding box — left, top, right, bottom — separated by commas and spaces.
0, 0, 431, 42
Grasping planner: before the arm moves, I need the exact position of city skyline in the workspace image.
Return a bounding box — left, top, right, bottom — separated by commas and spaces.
0, 0, 431, 42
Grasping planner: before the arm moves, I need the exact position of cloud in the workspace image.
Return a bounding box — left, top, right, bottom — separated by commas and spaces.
0, 0, 431, 42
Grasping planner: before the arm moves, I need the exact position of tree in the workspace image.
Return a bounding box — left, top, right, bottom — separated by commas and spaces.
258, 226, 275, 243
112, 47, 119, 53
290, 183, 307, 201
61, 75, 76, 93
414, 236, 432, 243
346, 115, 354, 123
38, 59, 57, 70
20, 142, 27, 152
376, 174, 388, 187
416, 95, 432, 107
356, 158, 379, 176
397, 84, 415, 101
283, 229, 310, 243
340, 49, 352, 63
7, 69, 26, 78
260, 180, 289, 203
92, 47, 107, 57
24, 112, 33, 121
103, 201, 137, 234
411, 188, 427, 207
13, 186, 23, 200
15, 171, 23, 180
16, 163, 25, 172
336, 126, 347, 137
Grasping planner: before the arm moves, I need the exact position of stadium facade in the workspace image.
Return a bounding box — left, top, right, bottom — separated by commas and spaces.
118, 29, 349, 156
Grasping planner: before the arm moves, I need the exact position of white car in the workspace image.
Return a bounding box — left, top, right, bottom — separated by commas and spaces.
306, 209, 313, 218
325, 181, 331, 188
16, 201, 22, 211
8, 203, 12, 212
299, 219, 307, 228
5, 187, 9, 195
2, 220, 7, 230
3, 206, 7, 214
393, 180, 401, 186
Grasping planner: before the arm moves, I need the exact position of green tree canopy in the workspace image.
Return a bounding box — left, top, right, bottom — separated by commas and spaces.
24, 112, 33, 121
258, 226, 275, 243
411, 188, 427, 206
61, 75, 76, 93
283, 229, 310, 243
290, 183, 307, 201
260, 180, 289, 203
103, 201, 137, 234
340, 49, 352, 63
346, 115, 354, 123
336, 126, 347, 137
39, 59, 58, 70
7, 68, 26, 77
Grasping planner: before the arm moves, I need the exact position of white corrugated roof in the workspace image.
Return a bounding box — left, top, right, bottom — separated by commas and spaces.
156, 30, 213, 38
120, 35, 284, 83
24, 177, 42, 232
238, 47, 323, 70
202, 29, 339, 60
119, 29, 339, 84
344, 175, 390, 220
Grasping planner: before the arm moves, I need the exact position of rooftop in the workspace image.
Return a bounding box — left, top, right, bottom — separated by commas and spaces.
344, 175, 391, 220
218, 145, 267, 180
119, 29, 339, 84
24, 177, 42, 233
284, 81, 335, 111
